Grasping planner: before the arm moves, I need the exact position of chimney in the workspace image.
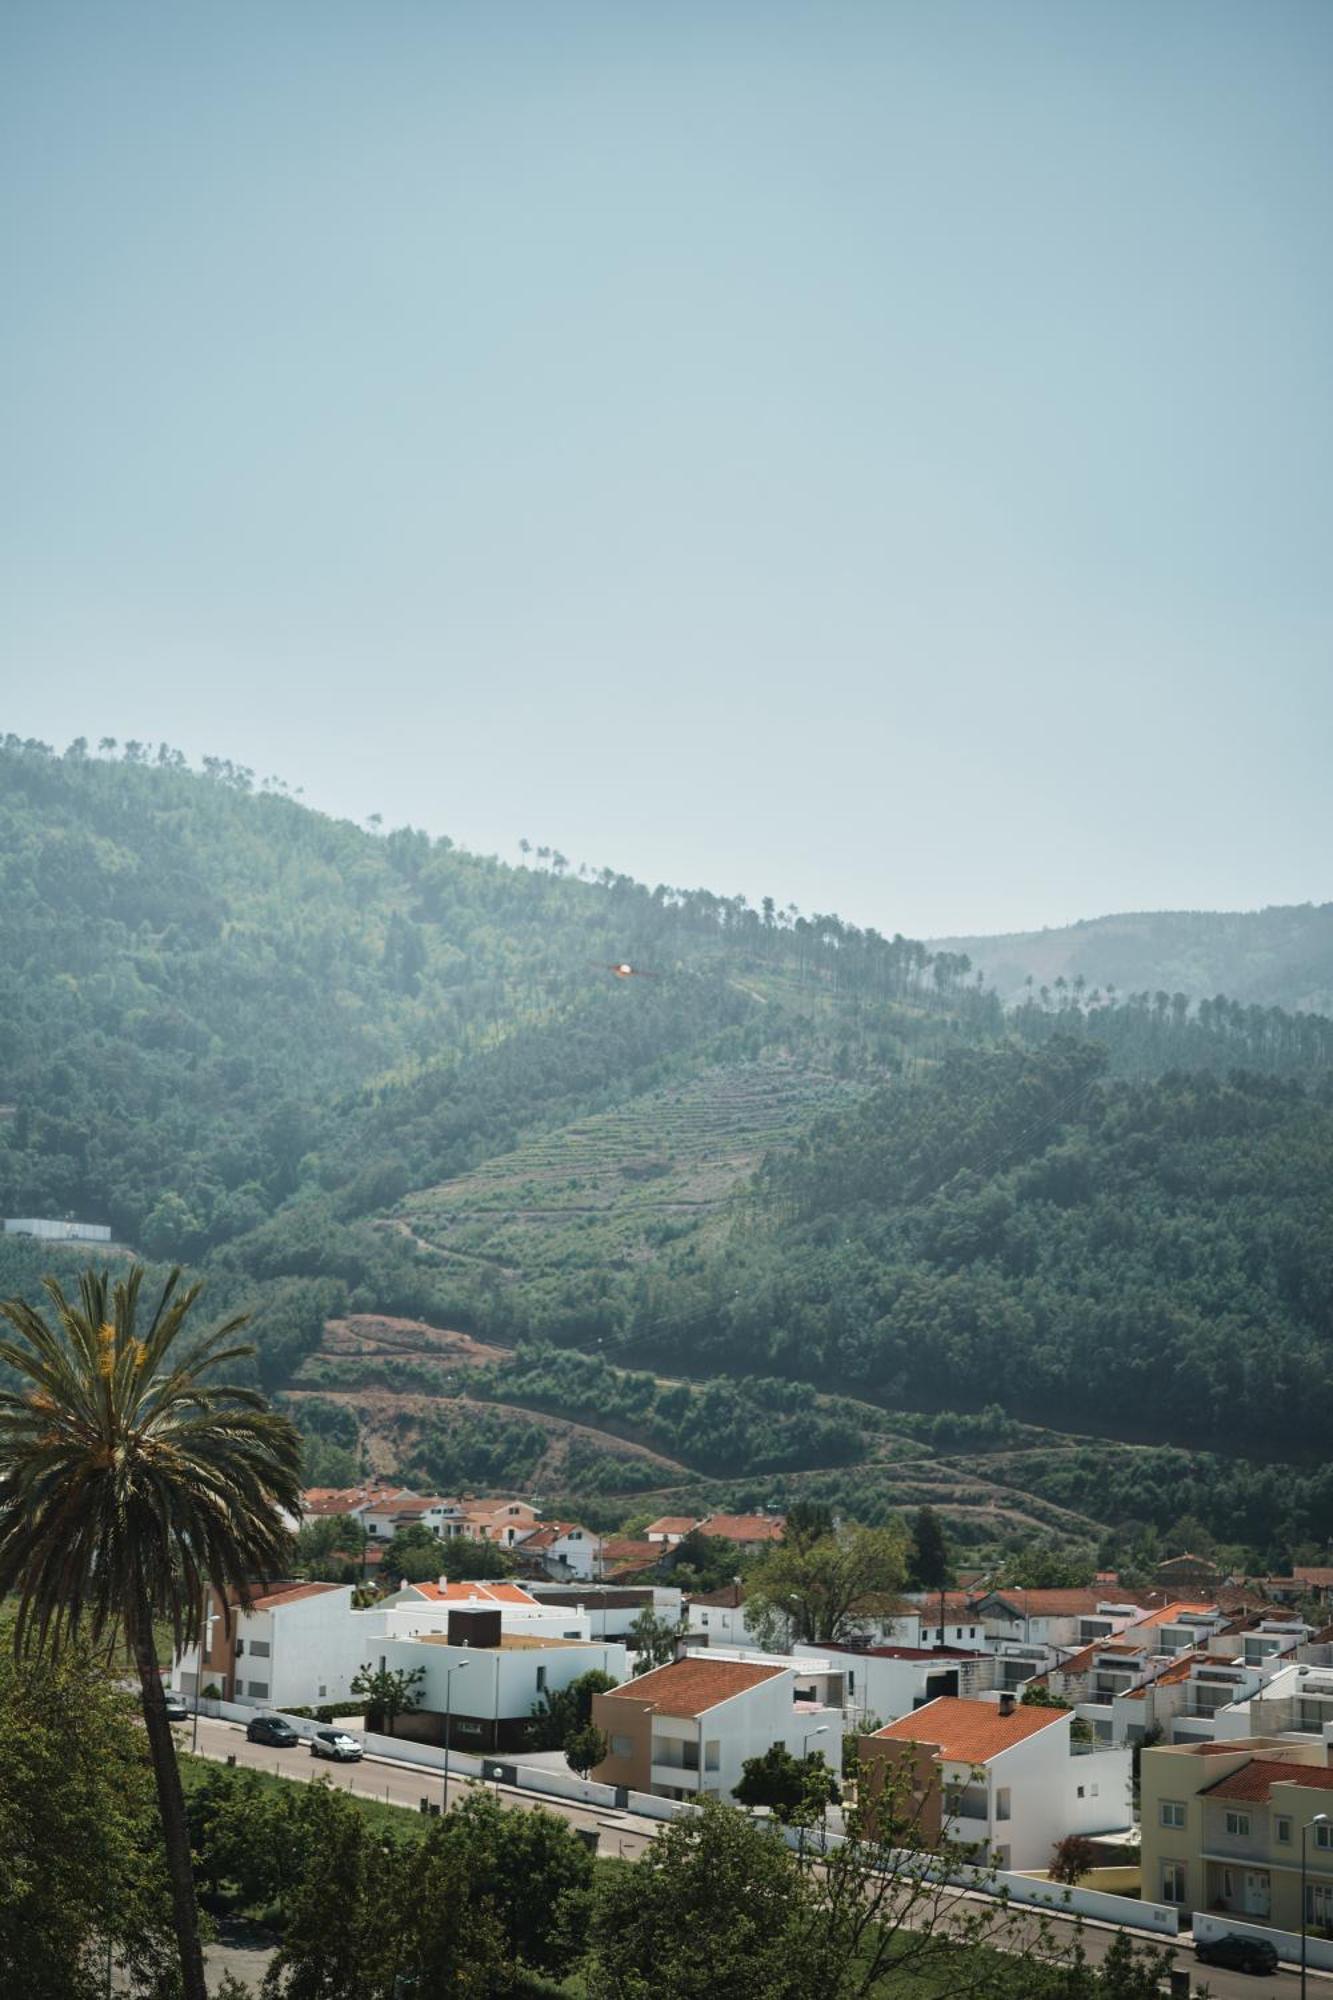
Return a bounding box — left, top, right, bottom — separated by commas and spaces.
998, 1692, 1016, 1717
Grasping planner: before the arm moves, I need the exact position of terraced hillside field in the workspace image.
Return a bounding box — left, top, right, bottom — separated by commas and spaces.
384, 1054, 865, 1309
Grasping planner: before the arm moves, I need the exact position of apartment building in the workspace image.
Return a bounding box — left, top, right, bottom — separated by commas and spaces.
859, 1694, 1133, 1872
591, 1655, 841, 1803
1141, 1737, 1333, 1925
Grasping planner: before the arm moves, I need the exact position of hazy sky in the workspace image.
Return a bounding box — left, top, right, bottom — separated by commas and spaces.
2, 1, 1329, 937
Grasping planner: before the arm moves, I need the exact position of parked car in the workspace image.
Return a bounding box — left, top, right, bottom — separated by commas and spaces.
247, 1714, 301, 1748
310, 1727, 363, 1762
1195, 1933, 1280, 1976
163, 1692, 190, 1724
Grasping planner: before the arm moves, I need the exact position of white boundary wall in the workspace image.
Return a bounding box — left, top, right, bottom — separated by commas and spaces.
1194, 1910, 1333, 1972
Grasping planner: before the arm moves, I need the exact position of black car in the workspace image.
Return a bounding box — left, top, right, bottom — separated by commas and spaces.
163, 1692, 190, 1724
1195, 1933, 1280, 1976
246, 1714, 301, 1748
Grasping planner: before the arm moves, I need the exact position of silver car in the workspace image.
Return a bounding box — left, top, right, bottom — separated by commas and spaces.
310, 1727, 363, 1762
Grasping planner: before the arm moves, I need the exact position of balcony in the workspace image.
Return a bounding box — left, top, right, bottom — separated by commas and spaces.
650, 1738, 699, 1773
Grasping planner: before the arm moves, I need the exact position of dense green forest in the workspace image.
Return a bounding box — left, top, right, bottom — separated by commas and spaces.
1, 736, 1330, 1562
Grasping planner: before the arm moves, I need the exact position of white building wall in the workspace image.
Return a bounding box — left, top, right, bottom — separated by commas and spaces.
383, 1637, 629, 1729
644, 1671, 841, 1804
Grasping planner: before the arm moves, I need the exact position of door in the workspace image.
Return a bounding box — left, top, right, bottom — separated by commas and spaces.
1242, 1871, 1270, 1918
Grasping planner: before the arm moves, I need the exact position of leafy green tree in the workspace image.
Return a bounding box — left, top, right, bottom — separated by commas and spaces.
379, 1524, 516, 1585
782, 1499, 835, 1548
907, 1506, 951, 1591
586, 1797, 820, 1999
0, 1266, 302, 2000
629, 1603, 682, 1674
0, 1648, 177, 1998
732, 1744, 839, 1823
441, 1789, 596, 1979
745, 1523, 908, 1647
350, 1661, 425, 1735
259, 1785, 401, 1999
565, 1720, 609, 1776
529, 1669, 619, 1750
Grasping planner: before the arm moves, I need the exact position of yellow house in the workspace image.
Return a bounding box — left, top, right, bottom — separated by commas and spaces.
1141, 1737, 1333, 1928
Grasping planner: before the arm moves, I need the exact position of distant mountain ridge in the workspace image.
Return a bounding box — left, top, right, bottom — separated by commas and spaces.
933, 903, 1333, 1015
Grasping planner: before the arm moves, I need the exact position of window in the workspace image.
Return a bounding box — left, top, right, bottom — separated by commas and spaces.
610, 1734, 633, 1759
705, 1740, 720, 1772
535, 1667, 547, 1693
1225, 1811, 1250, 1837
1076, 1785, 1085, 1800
246, 1680, 268, 1698
1160, 1801, 1186, 1829
235, 1640, 244, 1656
1318, 1823, 1333, 1851
457, 1719, 483, 1736
995, 1787, 1011, 1822
1162, 1863, 1186, 1905
248, 1640, 271, 1659
1275, 1816, 1292, 1844
1308, 1883, 1333, 1927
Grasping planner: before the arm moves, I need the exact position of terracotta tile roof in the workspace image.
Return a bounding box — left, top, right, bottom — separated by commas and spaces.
979, 1589, 1125, 1618
603, 1656, 788, 1718
689, 1584, 746, 1608
601, 1539, 660, 1566
409, 1581, 538, 1606
647, 1517, 699, 1536
250, 1582, 344, 1610
874, 1696, 1066, 1765
1119, 1600, 1218, 1630
697, 1513, 786, 1544
1203, 1759, 1333, 1803
1296, 1568, 1333, 1589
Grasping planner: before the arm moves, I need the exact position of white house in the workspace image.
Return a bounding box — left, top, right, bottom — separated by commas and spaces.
516, 1522, 604, 1580
861, 1694, 1133, 1873
172, 1583, 365, 1710
684, 1584, 771, 1652
591, 1654, 842, 1804
527, 1582, 683, 1641
375, 1604, 628, 1752
796, 1641, 994, 1728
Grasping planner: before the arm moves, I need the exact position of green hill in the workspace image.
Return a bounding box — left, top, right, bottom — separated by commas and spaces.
934, 903, 1333, 1014
2, 735, 1331, 1567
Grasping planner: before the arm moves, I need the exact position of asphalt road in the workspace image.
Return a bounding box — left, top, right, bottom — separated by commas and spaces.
183, 1717, 1332, 1998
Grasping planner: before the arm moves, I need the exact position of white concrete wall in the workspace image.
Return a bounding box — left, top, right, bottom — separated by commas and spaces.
383, 1636, 629, 1731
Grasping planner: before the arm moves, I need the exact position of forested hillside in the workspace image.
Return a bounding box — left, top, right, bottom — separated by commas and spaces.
936, 903, 1333, 1014
2, 735, 1331, 1564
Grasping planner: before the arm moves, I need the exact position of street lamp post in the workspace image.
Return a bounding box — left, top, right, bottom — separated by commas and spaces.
1302, 1812, 1330, 2000
441, 1660, 471, 1814
192, 1594, 218, 1756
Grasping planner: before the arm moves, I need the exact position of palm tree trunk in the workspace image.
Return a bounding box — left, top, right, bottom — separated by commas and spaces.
130, 1604, 208, 2000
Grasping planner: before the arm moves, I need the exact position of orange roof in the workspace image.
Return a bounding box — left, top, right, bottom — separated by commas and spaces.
251, 1582, 344, 1610
697, 1513, 786, 1544
1296, 1568, 1333, 1588
603, 1656, 788, 1718
1131, 1601, 1219, 1629
408, 1581, 538, 1606
980, 1589, 1124, 1618
647, 1516, 699, 1535
874, 1696, 1066, 1765
1204, 1759, 1333, 1803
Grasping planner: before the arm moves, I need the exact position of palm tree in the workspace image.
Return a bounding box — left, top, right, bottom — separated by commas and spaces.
0, 1266, 302, 2000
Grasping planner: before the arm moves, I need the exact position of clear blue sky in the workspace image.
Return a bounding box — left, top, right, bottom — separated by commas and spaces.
2, 0, 1329, 937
